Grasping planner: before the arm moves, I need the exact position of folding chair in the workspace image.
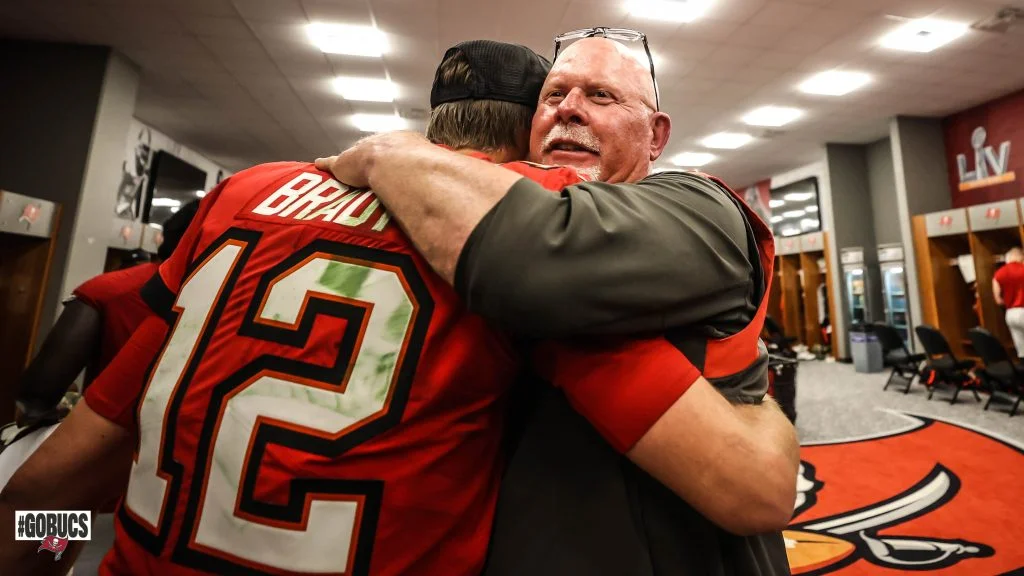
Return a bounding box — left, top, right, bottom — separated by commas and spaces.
914, 325, 981, 405
967, 328, 1024, 417
873, 323, 925, 393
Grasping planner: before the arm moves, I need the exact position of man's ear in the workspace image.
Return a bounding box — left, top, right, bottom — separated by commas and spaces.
649, 112, 672, 161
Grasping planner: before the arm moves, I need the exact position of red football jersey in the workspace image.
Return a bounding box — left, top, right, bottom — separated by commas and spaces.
84, 160, 695, 576
72, 262, 159, 384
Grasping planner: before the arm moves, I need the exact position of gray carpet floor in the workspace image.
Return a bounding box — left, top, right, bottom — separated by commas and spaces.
794, 359, 1023, 445
73, 361, 1023, 574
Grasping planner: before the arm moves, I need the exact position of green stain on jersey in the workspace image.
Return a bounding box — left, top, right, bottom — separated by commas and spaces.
317, 261, 370, 297
384, 301, 412, 343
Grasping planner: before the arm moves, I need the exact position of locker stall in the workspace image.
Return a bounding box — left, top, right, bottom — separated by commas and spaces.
799, 231, 835, 355
912, 208, 978, 358
967, 200, 1021, 352
776, 236, 804, 343
104, 217, 145, 272
0, 190, 60, 419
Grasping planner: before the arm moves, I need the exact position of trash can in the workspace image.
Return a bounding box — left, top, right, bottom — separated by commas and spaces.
850, 324, 884, 373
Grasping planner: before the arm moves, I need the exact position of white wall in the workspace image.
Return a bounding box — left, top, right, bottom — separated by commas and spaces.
57, 52, 140, 307
770, 156, 848, 358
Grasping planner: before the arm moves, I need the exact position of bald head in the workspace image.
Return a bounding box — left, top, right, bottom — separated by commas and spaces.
528, 36, 671, 183
555, 38, 658, 111
1007, 247, 1023, 263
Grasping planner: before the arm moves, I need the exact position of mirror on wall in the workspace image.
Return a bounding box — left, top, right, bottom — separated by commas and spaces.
769, 177, 821, 238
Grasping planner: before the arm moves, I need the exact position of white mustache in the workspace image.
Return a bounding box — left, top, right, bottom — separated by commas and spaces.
542, 125, 601, 153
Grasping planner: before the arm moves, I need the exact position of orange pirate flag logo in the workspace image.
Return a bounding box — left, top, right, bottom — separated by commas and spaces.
786, 412, 1024, 574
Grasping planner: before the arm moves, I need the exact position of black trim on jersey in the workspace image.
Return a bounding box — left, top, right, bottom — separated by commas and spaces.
169, 239, 434, 576
118, 228, 263, 556
140, 270, 175, 321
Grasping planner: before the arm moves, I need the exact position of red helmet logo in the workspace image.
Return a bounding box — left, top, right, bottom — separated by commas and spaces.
939, 215, 953, 227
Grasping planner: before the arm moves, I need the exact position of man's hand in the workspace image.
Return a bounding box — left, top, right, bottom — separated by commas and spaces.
314, 132, 522, 284
314, 131, 430, 189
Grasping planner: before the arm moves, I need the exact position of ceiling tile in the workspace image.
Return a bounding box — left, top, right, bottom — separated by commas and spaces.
301, 0, 372, 25
180, 15, 255, 39
746, 1, 817, 28
168, 0, 238, 18
233, 0, 306, 22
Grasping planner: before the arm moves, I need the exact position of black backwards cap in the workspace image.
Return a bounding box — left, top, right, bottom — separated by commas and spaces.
430, 40, 552, 109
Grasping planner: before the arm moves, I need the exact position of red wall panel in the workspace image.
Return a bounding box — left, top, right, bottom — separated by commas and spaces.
945, 88, 1024, 208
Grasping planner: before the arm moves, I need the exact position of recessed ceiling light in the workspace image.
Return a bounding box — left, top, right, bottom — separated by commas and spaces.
805, 205, 819, 213
799, 70, 871, 96
670, 152, 716, 167
333, 77, 397, 102
770, 215, 784, 223
194, 190, 206, 198
880, 18, 968, 53
352, 113, 408, 133
306, 23, 388, 57
627, 0, 714, 22
800, 218, 820, 229
781, 227, 801, 237
151, 198, 182, 208
769, 199, 786, 208
701, 132, 753, 149
783, 210, 806, 218
783, 192, 814, 202
742, 106, 803, 127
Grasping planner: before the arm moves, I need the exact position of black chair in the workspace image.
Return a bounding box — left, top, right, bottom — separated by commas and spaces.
967, 328, 1024, 417
873, 323, 926, 393
914, 325, 981, 404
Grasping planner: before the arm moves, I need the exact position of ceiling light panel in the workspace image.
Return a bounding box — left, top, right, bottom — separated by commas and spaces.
880, 18, 968, 53
307, 23, 388, 57
742, 106, 803, 127
352, 114, 408, 133
670, 152, 716, 167
627, 0, 714, 22
333, 77, 397, 102
701, 132, 753, 149
799, 70, 871, 96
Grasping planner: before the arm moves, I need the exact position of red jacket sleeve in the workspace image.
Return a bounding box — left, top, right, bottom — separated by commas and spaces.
532, 336, 700, 453
83, 315, 169, 430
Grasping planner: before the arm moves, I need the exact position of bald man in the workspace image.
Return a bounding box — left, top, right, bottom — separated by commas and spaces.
318, 32, 793, 575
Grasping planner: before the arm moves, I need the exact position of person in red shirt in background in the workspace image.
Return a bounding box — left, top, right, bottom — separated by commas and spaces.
13, 200, 200, 427
993, 247, 1024, 358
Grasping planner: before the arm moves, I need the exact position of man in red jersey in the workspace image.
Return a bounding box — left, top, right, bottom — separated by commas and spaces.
0, 41, 794, 576
994, 247, 1024, 357
317, 32, 795, 575
14, 200, 200, 426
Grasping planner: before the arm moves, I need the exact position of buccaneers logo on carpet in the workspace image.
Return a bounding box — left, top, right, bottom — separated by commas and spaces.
785, 412, 1024, 575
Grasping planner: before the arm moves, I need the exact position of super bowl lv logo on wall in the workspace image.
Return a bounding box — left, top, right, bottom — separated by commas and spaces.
784, 413, 1024, 574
